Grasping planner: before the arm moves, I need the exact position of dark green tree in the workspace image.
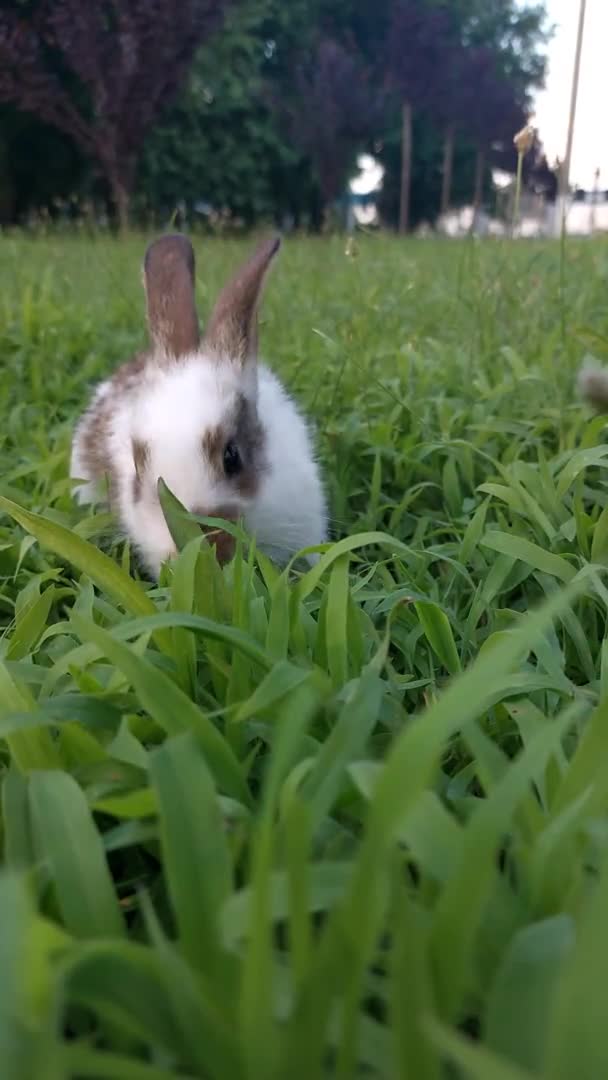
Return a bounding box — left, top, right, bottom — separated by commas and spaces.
138, 0, 324, 228
0, 0, 230, 228
377, 0, 548, 228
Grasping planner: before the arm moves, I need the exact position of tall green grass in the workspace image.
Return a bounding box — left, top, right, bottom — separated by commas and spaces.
1, 231, 608, 1077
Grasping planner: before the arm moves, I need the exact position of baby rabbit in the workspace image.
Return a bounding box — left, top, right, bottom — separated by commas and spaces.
71, 234, 327, 577
579, 365, 608, 412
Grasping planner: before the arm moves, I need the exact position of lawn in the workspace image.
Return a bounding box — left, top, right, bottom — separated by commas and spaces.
1, 230, 608, 1079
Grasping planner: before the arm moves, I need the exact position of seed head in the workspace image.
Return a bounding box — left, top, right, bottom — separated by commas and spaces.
513, 124, 535, 155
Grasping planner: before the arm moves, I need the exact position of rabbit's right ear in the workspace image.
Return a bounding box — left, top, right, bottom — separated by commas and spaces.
143, 234, 200, 359
203, 235, 281, 367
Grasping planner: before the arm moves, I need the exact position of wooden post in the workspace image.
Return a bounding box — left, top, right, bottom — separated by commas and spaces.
399, 101, 412, 234
440, 125, 455, 219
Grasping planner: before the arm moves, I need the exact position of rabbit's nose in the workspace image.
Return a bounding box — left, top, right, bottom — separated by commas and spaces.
193, 505, 237, 566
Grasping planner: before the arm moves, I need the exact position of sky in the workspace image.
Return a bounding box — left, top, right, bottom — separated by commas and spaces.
533, 0, 607, 189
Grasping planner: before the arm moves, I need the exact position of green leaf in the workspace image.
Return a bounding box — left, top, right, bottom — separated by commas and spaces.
459, 497, 489, 564
591, 503, 608, 562
239, 677, 321, 1078
413, 600, 461, 674
158, 478, 202, 549
86, 610, 273, 672
325, 553, 350, 686
265, 573, 290, 662
0, 873, 39, 1080
139, 896, 243, 1078
544, 850, 608, 1078
150, 733, 233, 989
29, 771, 124, 939
0, 661, 62, 771
486, 916, 574, 1071
64, 1046, 198, 1080
390, 886, 440, 1080
64, 940, 198, 1062
70, 613, 251, 806
0, 495, 156, 620
395, 790, 464, 884
425, 1018, 535, 1080
234, 660, 314, 723
169, 537, 201, 695
300, 672, 383, 831
430, 707, 576, 1017
221, 861, 353, 949
295, 531, 417, 602
93, 788, 157, 819
6, 585, 55, 661
552, 694, 608, 815
2, 768, 34, 869
481, 531, 576, 583
556, 445, 608, 498
319, 571, 592, 1068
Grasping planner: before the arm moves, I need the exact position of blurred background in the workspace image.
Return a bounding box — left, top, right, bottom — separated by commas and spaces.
0, 0, 603, 237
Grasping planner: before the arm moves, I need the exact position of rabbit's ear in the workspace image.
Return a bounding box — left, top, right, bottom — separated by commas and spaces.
143, 234, 200, 358
203, 235, 281, 366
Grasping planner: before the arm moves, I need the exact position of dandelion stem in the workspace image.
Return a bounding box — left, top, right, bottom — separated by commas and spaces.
512, 151, 524, 237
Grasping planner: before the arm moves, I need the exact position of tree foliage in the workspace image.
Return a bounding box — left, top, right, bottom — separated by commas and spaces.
0, 0, 551, 230
0, 0, 230, 227
271, 37, 382, 213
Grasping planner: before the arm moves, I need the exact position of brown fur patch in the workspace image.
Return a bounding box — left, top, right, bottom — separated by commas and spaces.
201, 425, 225, 476
132, 438, 150, 502
191, 502, 239, 566
201, 393, 267, 497
77, 352, 151, 508
80, 404, 113, 499
233, 393, 266, 497
112, 351, 148, 391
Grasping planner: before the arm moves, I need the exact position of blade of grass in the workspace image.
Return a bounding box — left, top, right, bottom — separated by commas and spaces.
30, 771, 124, 939
70, 614, 251, 806
0, 495, 157, 621
150, 732, 234, 996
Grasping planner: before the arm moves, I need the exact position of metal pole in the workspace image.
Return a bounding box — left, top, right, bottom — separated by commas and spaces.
557, 0, 587, 232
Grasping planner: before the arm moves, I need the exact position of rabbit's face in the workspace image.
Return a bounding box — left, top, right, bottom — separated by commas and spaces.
122, 357, 266, 576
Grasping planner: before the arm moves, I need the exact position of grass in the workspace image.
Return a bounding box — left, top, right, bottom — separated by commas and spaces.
1, 229, 608, 1078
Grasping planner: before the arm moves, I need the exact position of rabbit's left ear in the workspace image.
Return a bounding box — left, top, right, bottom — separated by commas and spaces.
143, 234, 200, 358
203, 235, 281, 367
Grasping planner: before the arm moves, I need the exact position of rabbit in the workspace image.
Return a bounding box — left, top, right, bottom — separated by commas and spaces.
578, 365, 608, 412
70, 233, 327, 578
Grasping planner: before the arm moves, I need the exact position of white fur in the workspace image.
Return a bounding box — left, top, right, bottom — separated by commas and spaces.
71, 352, 327, 577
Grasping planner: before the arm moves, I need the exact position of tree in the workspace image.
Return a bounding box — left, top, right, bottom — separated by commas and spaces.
138, 0, 325, 229
0, 0, 550, 230
431, 36, 469, 219
458, 48, 526, 221
375, 0, 548, 229
455, 2, 548, 217
270, 37, 381, 225
0, 106, 85, 225
384, 0, 455, 232
0, 0, 230, 228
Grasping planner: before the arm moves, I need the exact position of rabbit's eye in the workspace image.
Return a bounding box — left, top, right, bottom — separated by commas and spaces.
223, 441, 242, 477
